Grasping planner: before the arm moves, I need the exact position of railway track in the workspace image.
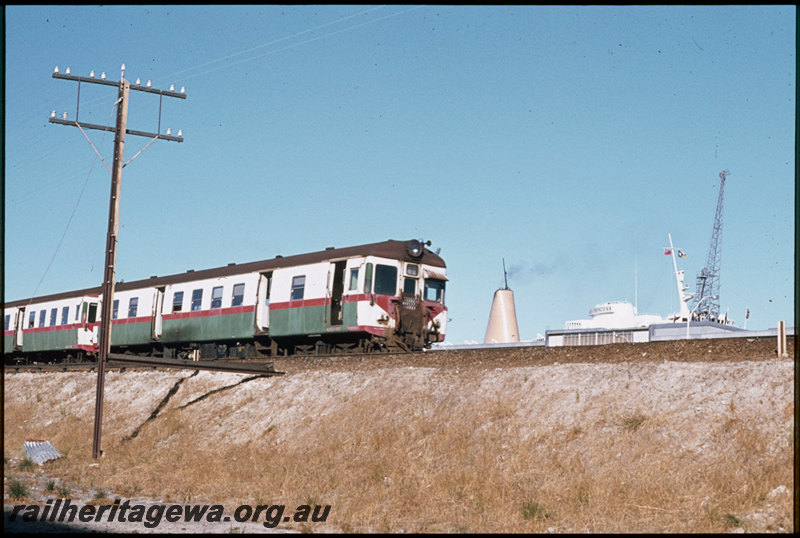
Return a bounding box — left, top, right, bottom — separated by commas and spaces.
5, 353, 283, 375
271, 335, 794, 374
4, 336, 792, 375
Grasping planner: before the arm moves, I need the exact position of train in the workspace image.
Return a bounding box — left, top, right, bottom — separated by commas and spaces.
3, 239, 448, 362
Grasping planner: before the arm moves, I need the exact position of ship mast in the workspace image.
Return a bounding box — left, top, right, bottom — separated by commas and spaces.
668, 233, 692, 321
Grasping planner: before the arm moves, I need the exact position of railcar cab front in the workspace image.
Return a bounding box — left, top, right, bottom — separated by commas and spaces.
346, 239, 447, 349
397, 240, 447, 348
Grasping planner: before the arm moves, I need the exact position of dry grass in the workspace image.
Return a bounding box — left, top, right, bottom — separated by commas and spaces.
4, 358, 794, 533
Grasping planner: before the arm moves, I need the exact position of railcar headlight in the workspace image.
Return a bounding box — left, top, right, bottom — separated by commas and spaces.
408, 239, 422, 258
408, 239, 430, 259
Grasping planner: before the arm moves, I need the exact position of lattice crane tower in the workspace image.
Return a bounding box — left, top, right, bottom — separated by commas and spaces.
690, 169, 729, 321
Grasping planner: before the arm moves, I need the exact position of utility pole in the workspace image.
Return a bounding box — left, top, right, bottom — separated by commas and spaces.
49, 64, 186, 459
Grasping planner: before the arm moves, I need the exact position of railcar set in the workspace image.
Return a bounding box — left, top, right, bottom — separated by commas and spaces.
4, 239, 448, 364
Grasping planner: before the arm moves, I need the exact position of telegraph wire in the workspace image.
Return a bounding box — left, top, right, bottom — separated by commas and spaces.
164, 5, 390, 84
175, 6, 424, 83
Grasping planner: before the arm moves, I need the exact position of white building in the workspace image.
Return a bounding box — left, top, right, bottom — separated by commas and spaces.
564, 301, 666, 330
548, 301, 664, 346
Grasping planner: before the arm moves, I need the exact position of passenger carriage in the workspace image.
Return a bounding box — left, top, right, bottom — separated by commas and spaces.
108, 286, 161, 347
159, 271, 268, 358
3, 293, 101, 360
3, 239, 447, 361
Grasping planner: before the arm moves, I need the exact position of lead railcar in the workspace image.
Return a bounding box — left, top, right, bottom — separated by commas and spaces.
3, 239, 447, 362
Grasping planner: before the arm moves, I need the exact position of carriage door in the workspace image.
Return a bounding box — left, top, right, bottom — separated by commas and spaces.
255, 272, 271, 331
86, 302, 98, 323
82, 300, 99, 346
328, 260, 346, 326
152, 287, 165, 340
399, 264, 423, 347
15, 309, 24, 348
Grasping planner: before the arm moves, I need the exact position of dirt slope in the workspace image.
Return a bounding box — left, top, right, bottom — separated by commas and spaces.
3, 337, 795, 533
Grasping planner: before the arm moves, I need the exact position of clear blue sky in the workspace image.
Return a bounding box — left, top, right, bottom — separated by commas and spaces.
3, 5, 796, 343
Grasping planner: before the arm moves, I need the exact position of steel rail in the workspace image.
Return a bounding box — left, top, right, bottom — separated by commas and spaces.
106, 353, 283, 375
6, 355, 283, 375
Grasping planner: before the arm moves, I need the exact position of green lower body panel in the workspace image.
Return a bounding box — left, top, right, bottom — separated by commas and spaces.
342, 302, 358, 327
161, 311, 256, 343
4, 334, 16, 354
269, 303, 361, 337
269, 304, 328, 337
22, 329, 78, 352
110, 321, 153, 347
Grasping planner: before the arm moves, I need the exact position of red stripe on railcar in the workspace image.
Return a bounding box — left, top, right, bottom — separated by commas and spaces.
112, 316, 153, 326
162, 304, 255, 321
268, 298, 328, 310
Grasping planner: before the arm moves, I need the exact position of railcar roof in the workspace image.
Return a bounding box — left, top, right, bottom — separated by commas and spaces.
4, 239, 446, 307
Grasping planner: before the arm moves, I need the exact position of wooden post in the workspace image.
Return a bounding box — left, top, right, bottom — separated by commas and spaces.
777, 321, 787, 358
92, 79, 129, 459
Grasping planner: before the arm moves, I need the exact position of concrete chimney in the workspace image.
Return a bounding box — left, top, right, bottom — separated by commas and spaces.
484, 288, 520, 343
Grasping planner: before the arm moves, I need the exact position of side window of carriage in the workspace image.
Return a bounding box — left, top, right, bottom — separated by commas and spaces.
173, 291, 184, 312
291, 275, 305, 301
128, 297, 139, 318
191, 289, 203, 311
232, 283, 245, 307
349, 268, 359, 292
211, 286, 223, 309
